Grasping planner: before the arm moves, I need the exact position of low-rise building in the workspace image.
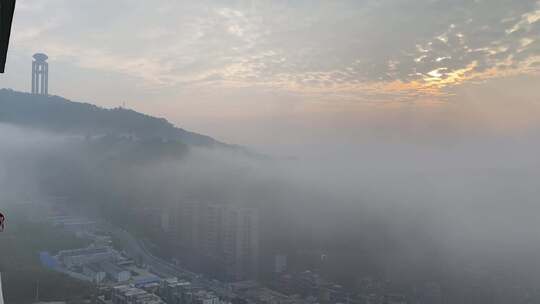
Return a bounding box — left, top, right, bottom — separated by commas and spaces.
83, 263, 106, 283
158, 278, 191, 304
111, 285, 165, 304
57, 246, 115, 268
103, 262, 131, 282
191, 290, 221, 304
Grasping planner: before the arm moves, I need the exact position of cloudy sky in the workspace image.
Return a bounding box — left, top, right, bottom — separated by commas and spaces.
1, 0, 539, 154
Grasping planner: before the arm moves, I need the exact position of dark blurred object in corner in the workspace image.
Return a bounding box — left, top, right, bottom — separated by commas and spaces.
0, 0, 16, 73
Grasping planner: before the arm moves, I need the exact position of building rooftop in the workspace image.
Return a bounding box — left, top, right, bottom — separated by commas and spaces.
112, 285, 165, 304
58, 246, 112, 258
101, 261, 127, 276
84, 263, 104, 273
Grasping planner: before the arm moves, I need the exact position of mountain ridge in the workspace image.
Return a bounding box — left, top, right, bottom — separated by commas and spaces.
0, 89, 229, 148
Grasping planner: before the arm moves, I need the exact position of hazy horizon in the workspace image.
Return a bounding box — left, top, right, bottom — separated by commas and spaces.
0, 0, 538, 156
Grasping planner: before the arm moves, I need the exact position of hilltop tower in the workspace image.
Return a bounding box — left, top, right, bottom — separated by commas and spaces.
31, 53, 48, 95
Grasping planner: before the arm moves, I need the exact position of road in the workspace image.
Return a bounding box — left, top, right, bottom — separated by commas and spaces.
111, 228, 196, 279
109, 226, 235, 299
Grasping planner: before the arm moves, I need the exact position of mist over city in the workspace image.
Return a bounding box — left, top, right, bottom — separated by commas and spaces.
1, 1, 540, 303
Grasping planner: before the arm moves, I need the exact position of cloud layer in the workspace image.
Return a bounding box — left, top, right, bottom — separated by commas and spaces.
9, 0, 540, 103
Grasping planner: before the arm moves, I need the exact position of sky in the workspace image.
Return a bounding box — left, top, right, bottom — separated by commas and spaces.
0, 0, 539, 154
2, 2, 540, 278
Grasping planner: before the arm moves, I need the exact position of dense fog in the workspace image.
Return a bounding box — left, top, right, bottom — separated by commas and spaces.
3, 119, 540, 296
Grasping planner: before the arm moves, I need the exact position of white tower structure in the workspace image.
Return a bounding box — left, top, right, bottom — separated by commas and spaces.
31, 53, 48, 95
